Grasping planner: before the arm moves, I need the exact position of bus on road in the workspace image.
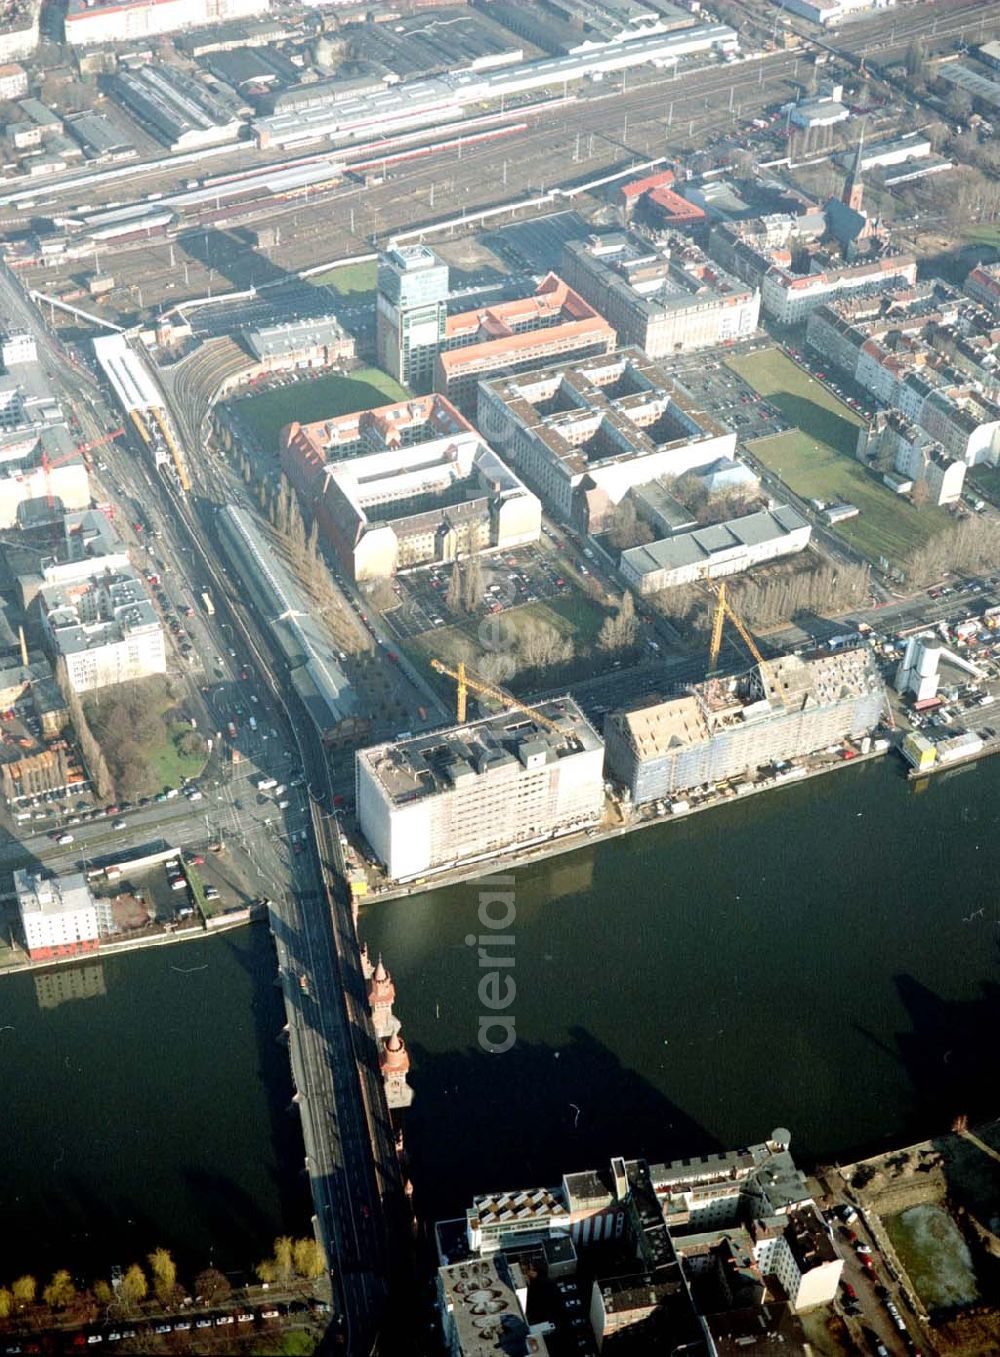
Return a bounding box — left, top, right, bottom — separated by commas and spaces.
201, 590, 215, 616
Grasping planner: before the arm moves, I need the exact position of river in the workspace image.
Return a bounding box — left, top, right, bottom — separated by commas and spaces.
0, 922, 309, 1287
2, 755, 997, 1285
361, 755, 1000, 1224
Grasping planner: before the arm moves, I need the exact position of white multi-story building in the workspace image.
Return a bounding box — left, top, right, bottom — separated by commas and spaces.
15, 869, 100, 961
1, 331, 37, 368
65, 0, 267, 46
357, 699, 605, 880
39, 567, 166, 694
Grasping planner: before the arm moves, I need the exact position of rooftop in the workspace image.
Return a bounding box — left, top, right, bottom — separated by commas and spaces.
358, 698, 602, 809
15, 870, 94, 920
620, 505, 809, 579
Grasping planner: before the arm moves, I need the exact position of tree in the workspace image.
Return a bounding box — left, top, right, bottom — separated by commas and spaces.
598, 591, 638, 653
0, 1289, 12, 1320
607, 498, 653, 551
119, 1265, 147, 1311
910, 478, 931, 507
148, 1249, 177, 1306
194, 1268, 230, 1306
11, 1276, 36, 1309
445, 560, 463, 613
462, 553, 483, 613
904, 40, 924, 80
93, 1281, 113, 1307
292, 1238, 326, 1280
256, 1236, 295, 1288
42, 1271, 76, 1310
273, 1237, 295, 1287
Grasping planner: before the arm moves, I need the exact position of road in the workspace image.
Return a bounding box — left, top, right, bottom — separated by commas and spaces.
0, 254, 398, 1350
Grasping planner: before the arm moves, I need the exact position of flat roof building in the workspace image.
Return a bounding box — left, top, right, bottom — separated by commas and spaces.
244, 314, 354, 373
561, 231, 760, 358
66, 0, 267, 46
477, 348, 735, 529
604, 649, 886, 805
15, 869, 99, 962
376, 244, 450, 389
357, 698, 605, 880
434, 272, 615, 416
620, 504, 811, 594
39, 566, 166, 695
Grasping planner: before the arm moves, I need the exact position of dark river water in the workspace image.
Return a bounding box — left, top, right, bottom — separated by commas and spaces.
3, 754, 999, 1283
361, 755, 1000, 1225
0, 923, 310, 1287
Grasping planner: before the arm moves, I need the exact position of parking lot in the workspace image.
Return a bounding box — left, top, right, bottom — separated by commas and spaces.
663, 347, 791, 444
482, 209, 592, 276
379, 540, 577, 642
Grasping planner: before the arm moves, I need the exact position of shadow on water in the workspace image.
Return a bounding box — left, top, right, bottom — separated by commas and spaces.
405, 1026, 721, 1225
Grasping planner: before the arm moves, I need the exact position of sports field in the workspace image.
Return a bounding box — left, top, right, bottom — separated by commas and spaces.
728, 348, 948, 566
231, 366, 408, 450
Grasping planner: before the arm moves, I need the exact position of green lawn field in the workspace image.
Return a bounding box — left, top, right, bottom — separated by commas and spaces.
231, 366, 408, 451
726, 348, 865, 454
308, 260, 376, 295
729, 348, 949, 566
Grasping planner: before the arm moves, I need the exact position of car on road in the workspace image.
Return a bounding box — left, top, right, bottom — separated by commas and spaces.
57, 833, 74, 845
112, 819, 127, 830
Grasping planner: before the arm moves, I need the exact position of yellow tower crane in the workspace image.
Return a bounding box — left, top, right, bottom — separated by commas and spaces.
707, 580, 765, 674
430, 658, 565, 733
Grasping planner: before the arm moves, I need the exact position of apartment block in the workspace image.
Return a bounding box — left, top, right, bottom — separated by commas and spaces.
39, 566, 166, 694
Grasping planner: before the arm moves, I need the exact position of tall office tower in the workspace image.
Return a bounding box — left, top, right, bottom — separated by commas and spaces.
375, 245, 449, 390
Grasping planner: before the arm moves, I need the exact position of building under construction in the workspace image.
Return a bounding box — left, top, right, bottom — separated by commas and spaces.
604, 649, 886, 805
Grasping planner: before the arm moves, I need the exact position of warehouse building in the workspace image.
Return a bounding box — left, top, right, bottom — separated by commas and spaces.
15, 870, 101, 962
244, 314, 354, 374
253, 25, 738, 150
561, 232, 760, 358
481, 0, 696, 56
477, 348, 735, 529
112, 64, 243, 151
316, 433, 541, 582
619, 505, 811, 594
604, 649, 886, 804
357, 698, 605, 880
434, 273, 615, 416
